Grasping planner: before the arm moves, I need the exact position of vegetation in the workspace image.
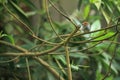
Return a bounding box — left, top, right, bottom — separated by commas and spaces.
0, 0, 120, 80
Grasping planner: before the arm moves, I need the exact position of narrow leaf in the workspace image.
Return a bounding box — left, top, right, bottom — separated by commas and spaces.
94, 0, 102, 10
9, 1, 31, 26
101, 8, 111, 24
83, 4, 90, 19
77, 0, 83, 10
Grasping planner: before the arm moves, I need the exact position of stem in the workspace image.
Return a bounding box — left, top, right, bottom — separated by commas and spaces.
26, 58, 32, 80
3, 3, 34, 34
65, 45, 72, 80
45, 0, 63, 41
34, 57, 65, 80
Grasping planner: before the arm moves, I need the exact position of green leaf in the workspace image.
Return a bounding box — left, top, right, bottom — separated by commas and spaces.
47, 71, 55, 80
94, 0, 102, 10
21, 38, 35, 49
10, 1, 27, 17
0, 33, 7, 39
77, 0, 83, 10
7, 35, 15, 45
2, 34, 15, 44
9, 0, 31, 26
73, 18, 82, 27
105, 2, 113, 13
53, 55, 66, 65
90, 0, 95, 3
90, 0, 102, 10
91, 20, 101, 31
83, 4, 90, 19
70, 53, 88, 59
0, 31, 15, 44
71, 64, 79, 71
112, 2, 120, 16
96, 69, 103, 80
105, 76, 113, 80
101, 8, 111, 24
26, 11, 37, 17
94, 31, 115, 41
22, 0, 37, 10
102, 52, 118, 74
90, 20, 101, 37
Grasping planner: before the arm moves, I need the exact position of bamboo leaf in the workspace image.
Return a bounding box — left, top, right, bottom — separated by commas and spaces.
9, 0, 31, 26
94, 0, 102, 10
77, 0, 83, 10
83, 4, 90, 19
101, 8, 111, 24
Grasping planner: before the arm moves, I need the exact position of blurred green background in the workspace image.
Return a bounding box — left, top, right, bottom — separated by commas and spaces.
0, 0, 120, 80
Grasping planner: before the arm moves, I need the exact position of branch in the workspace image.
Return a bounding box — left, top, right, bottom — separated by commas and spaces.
34, 57, 65, 80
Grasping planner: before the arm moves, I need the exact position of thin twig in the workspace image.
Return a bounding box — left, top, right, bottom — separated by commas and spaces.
0, 40, 63, 56
0, 56, 20, 63
45, 0, 63, 41
70, 31, 106, 44
31, 34, 61, 45
101, 34, 118, 80
34, 57, 65, 80
0, 40, 27, 52
64, 45, 72, 80
71, 41, 102, 52
3, 3, 34, 35
4, 2, 59, 45
48, 0, 79, 29
55, 59, 67, 75
26, 58, 32, 80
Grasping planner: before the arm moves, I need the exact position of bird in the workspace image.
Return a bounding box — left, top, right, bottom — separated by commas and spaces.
81, 21, 90, 33
72, 18, 90, 33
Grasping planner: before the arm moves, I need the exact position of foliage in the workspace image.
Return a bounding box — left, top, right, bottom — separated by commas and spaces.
0, 0, 120, 80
